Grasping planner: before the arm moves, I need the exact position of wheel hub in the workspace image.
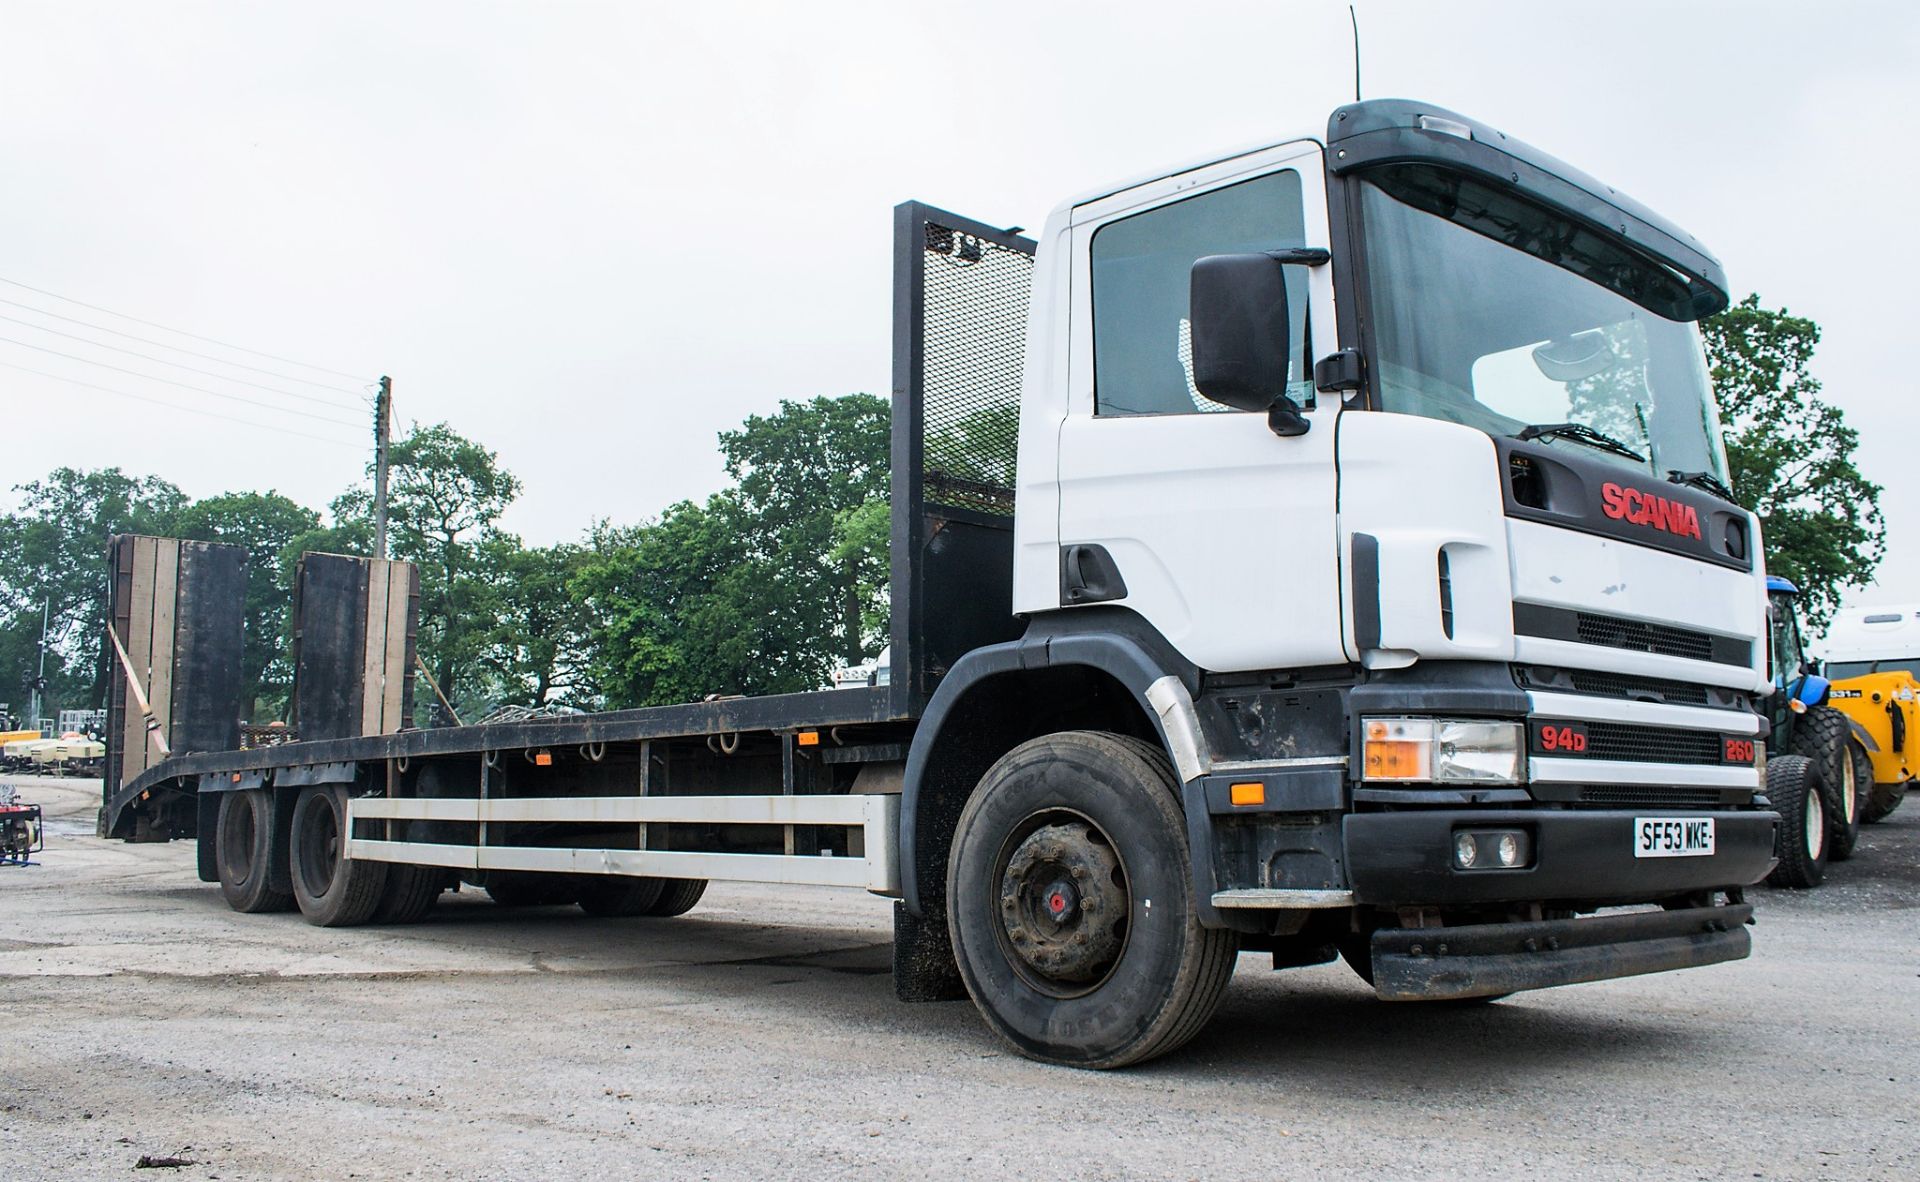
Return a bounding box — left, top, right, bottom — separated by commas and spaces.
998, 822, 1127, 986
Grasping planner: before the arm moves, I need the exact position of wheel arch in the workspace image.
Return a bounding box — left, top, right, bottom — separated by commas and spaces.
898, 610, 1205, 917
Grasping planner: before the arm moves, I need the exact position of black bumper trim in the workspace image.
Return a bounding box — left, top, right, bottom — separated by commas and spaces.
1344, 808, 1778, 905
1371, 903, 1753, 1001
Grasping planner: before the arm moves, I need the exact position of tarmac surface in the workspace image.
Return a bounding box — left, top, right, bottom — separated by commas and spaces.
1, 772, 1914, 1180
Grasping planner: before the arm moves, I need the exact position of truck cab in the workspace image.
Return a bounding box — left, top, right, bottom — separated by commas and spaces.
902, 99, 1778, 1061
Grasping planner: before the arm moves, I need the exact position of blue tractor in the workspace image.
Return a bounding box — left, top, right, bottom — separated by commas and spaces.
1763, 576, 1863, 887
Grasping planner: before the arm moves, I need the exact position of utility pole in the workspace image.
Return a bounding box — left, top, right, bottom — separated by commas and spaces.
373, 375, 392, 560
28, 598, 48, 726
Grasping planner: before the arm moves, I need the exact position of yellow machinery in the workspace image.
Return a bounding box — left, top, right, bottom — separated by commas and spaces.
1829, 672, 1915, 822
1821, 603, 1919, 823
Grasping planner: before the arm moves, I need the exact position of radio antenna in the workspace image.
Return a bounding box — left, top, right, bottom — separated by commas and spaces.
1349, 5, 1363, 101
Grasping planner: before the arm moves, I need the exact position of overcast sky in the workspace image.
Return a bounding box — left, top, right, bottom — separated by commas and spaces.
2, 1, 1914, 613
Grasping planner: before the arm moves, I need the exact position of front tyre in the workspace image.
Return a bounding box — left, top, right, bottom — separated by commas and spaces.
945, 730, 1238, 1069
1765, 754, 1828, 889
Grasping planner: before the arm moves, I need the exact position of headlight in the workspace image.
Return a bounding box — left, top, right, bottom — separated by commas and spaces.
1361, 717, 1525, 784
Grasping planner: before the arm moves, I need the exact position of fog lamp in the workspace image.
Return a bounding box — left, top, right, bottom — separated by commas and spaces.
1452, 828, 1532, 872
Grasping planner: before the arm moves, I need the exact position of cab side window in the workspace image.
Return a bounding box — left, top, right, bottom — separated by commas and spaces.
1090, 170, 1309, 416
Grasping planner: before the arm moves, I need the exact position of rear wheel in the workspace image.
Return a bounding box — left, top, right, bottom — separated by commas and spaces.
577, 876, 667, 917
373, 864, 446, 924
216, 789, 293, 913
289, 785, 388, 926
1765, 754, 1828, 889
1826, 742, 1869, 862
640, 878, 708, 917
483, 872, 579, 908
946, 730, 1238, 1069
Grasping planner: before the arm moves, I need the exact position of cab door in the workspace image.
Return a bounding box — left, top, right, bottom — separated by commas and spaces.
1053, 142, 1343, 672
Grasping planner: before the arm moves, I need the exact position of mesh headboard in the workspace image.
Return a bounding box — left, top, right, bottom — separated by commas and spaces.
890, 202, 1037, 713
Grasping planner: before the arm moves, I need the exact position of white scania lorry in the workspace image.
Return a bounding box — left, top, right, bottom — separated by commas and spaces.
104, 99, 1779, 1069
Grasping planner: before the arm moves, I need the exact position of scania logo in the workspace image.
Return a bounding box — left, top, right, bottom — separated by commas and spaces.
1600, 481, 1702, 540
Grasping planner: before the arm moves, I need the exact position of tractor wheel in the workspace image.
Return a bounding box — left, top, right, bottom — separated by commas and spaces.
1788, 706, 1856, 857
1825, 742, 1871, 862
1765, 755, 1828, 889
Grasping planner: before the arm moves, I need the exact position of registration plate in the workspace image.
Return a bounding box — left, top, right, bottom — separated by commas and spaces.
1633, 816, 1716, 858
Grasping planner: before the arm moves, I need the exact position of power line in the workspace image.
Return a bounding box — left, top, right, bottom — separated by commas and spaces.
0, 360, 364, 449
0, 273, 374, 383
0, 335, 367, 429
0, 294, 369, 399
0, 312, 366, 412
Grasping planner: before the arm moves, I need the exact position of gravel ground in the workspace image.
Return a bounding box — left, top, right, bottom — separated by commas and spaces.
1, 773, 1914, 1181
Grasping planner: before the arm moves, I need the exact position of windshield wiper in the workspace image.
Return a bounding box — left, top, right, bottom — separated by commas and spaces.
1515, 421, 1646, 464
1667, 469, 1737, 503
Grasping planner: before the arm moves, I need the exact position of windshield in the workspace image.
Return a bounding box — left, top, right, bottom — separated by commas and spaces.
1769, 598, 1805, 687
1828, 658, 1920, 680
1358, 169, 1730, 482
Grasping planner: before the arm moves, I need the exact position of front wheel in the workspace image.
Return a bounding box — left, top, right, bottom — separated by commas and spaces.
945, 730, 1238, 1069
1765, 754, 1828, 889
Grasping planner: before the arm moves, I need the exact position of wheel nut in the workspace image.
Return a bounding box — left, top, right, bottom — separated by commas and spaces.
1071, 866, 1087, 880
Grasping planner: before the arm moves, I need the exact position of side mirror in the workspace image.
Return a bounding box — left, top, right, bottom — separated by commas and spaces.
1190, 253, 1307, 435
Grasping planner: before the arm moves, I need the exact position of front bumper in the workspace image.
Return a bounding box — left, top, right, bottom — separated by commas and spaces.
1369, 902, 1754, 1001
1344, 808, 1778, 906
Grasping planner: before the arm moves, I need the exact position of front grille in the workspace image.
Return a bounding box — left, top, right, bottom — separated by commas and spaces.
1536, 720, 1728, 765
1575, 614, 1714, 661
1576, 785, 1726, 808
1513, 603, 1753, 667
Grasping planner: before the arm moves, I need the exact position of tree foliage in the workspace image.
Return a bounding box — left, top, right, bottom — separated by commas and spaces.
1702, 295, 1883, 629
720, 393, 890, 671
0, 467, 185, 714
0, 395, 896, 724
335, 421, 522, 713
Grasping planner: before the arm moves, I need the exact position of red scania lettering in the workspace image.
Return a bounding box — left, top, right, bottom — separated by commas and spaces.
1599, 481, 1703, 540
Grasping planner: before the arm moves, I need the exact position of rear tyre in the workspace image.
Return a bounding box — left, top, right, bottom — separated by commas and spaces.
484, 872, 579, 908
289, 785, 389, 926
1826, 742, 1869, 862
1765, 755, 1828, 889
216, 789, 294, 914
641, 878, 708, 917
576, 876, 667, 917
946, 730, 1239, 1069
373, 864, 446, 924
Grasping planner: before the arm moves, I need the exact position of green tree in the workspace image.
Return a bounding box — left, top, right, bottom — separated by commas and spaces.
170, 491, 321, 719
0, 467, 185, 714
334, 422, 521, 710
478, 538, 597, 709
573, 503, 777, 707
720, 393, 890, 672
1702, 295, 1884, 630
